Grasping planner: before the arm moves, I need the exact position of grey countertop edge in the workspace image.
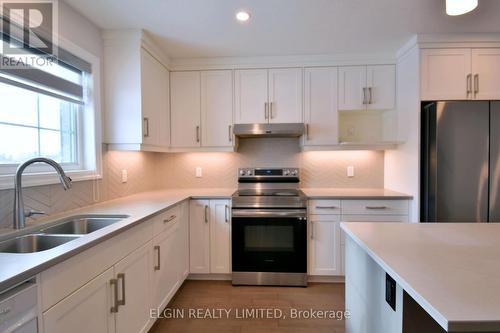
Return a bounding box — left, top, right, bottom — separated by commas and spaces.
305, 195, 412, 200
340, 223, 500, 332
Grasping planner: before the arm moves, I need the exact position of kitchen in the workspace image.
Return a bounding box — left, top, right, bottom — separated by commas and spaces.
0, 0, 499, 332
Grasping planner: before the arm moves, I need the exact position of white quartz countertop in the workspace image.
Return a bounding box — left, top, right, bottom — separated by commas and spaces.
302, 188, 412, 199
0, 188, 235, 291
340, 222, 500, 332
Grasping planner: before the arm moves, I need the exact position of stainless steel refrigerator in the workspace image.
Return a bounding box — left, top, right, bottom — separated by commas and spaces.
421, 101, 500, 222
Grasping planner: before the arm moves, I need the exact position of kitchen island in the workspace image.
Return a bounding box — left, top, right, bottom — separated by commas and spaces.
340, 222, 500, 333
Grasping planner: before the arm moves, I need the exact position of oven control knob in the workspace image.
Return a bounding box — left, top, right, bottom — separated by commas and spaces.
284, 169, 290, 176
239, 170, 246, 176
246, 170, 253, 176
291, 170, 298, 176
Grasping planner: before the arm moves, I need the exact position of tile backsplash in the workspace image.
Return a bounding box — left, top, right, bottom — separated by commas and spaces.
0, 139, 385, 229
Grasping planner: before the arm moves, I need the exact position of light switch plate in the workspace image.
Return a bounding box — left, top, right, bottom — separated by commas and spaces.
347, 166, 354, 178
195, 167, 202, 178
121, 169, 128, 183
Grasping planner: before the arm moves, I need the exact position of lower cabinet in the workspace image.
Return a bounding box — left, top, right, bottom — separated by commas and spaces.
43, 268, 115, 333
189, 199, 231, 274
308, 214, 342, 276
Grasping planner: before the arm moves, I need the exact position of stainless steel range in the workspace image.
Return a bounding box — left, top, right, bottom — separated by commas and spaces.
231, 167, 307, 287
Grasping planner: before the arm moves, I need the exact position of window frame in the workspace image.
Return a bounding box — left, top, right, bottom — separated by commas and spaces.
0, 35, 102, 190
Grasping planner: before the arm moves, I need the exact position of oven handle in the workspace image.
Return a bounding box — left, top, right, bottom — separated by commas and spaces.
231, 209, 307, 218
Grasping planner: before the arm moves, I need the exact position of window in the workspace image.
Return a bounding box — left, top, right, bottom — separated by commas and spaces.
0, 28, 101, 188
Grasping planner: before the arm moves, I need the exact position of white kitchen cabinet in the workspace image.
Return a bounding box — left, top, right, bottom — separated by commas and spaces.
189, 199, 231, 275
339, 65, 395, 111
338, 66, 367, 111
43, 268, 115, 333
151, 222, 180, 312
309, 215, 342, 276
103, 31, 170, 152
209, 200, 231, 274
420, 48, 471, 100
189, 200, 210, 274
235, 68, 303, 124
268, 68, 303, 123
114, 242, 152, 333
471, 48, 500, 100
201, 70, 234, 147
304, 67, 339, 146
366, 65, 396, 110
178, 202, 190, 280
170, 71, 202, 148
234, 69, 269, 124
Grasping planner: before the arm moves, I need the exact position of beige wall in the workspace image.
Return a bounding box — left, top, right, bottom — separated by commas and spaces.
155, 138, 384, 189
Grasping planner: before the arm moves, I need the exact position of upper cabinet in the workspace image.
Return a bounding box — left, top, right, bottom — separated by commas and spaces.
421, 48, 500, 101
103, 31, 170, 152
338, 65, 395, 111
170, 70, 234, 149
235, 68, 303, 124
304, 67, 339, 146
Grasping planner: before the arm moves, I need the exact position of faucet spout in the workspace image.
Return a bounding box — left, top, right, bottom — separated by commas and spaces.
13, 157, 72, 229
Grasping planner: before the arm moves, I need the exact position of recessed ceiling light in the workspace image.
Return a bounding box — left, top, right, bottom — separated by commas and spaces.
446, 0, 478, 16
236, 11, 250, 22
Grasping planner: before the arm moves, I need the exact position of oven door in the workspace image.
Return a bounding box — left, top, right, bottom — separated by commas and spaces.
231, 209, 307, 273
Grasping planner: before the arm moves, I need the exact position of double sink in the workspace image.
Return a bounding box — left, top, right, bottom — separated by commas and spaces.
0, 215, 129, 254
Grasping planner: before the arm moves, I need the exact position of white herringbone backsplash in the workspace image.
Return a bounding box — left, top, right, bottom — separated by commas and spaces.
0, 139, 384, 229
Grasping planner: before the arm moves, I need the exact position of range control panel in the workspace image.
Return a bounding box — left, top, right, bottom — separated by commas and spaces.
238, 168, 300, 178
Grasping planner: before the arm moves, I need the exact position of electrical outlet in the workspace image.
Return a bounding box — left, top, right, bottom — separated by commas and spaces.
121, 169, 128, 183
195, 167, 202, 178
347, 166, 354, 178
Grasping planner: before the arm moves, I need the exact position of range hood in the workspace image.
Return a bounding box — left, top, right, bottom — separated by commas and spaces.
233, 123, 305, 138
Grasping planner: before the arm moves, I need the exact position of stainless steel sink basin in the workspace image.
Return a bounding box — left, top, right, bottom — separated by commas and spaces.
0, 234, 81, 253
40, 215, 127, 235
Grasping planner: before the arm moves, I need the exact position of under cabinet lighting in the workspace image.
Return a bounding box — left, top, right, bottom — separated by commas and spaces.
446, 0, 478, 16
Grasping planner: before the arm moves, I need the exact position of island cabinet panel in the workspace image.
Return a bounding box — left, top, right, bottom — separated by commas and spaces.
345, 237, 403, 333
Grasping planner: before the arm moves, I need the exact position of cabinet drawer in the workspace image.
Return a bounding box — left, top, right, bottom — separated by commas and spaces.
152, 205, 181, 235
308, 200, 341, 215
341, 200, 408, 215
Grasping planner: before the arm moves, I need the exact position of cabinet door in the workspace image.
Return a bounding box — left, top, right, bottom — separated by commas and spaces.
366, 65, 395, 110
178, 201, 190, 280
189, 200, 210, 274
141, 49, 169, 146
309, 215, 342, 276
201, 70, 234, 147
151, 224, 180, 311
43, 268, 115, 333
209, 200, 231, 274
420, 48, 471, 101
234, 69, 269, 124
304, 67, 339, 145
170, 71, 201, 147
338, 66, 367, 110
114, 242, 152, 333
268, 68, 303, 123
472, 48, 500, 100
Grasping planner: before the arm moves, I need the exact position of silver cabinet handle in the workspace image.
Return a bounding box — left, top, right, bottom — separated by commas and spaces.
315, 206, 338, 209
310, 221, 314, 239
204, 205, 209, 223
368, 87, 373, 104
365, 206, 388, 210
270, 102, 274, 119
467, 74, 472, 97
117, 273, 125, 306
163, 215, 176, 223
154, 245, 161, 271
264, 102, 269, 120
225, 204, 229, 223
474, 74, 479, 97
110, 278, 119, 313
305, 124, 310, 141
362, 88, 367, 105
143, 117, 150, 137
228, 125, 232, 142
196, 126, 200, 143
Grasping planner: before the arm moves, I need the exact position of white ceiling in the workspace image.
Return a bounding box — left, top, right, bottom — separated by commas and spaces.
63, 0, 500, 59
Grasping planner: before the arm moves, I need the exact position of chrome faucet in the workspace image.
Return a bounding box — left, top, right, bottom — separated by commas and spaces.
13, 157, 72, 229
